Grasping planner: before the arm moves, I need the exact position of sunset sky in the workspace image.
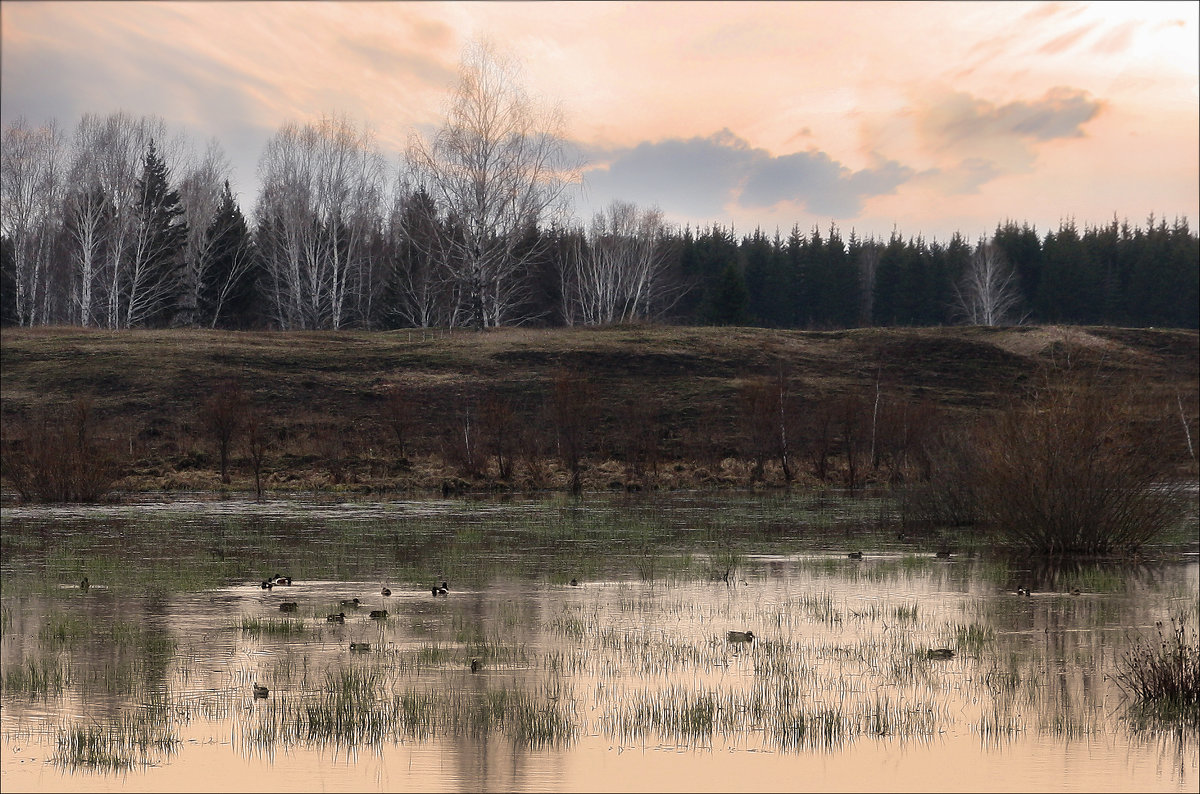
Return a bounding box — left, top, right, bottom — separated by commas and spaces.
2, 0, 1197, 243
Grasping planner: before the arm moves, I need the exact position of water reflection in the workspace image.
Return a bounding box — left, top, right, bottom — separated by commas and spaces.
1, 494, 1197, 792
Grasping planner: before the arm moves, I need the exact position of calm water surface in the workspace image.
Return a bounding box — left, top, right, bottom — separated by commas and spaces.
1, 494, 1196, 792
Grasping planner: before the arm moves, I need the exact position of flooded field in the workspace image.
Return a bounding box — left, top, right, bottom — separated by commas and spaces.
1, 493, 1197, 792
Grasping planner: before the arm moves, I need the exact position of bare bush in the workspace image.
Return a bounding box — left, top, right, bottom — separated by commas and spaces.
198, 380, 246, 484
972, 378, 1189, 554
1, 397, 124, 502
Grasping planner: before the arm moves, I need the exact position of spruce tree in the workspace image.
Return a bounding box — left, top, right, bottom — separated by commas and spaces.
130, 139, 187, 327
200, 181, 257, 328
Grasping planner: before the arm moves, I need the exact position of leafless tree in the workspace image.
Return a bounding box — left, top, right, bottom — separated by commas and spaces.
405, 39, 581, 329
564, 200, 684, 325
953, 239, 1024, 326
1, 117, 67, 326
175, 138, 232, 327
386, 184, 455, 327
256, 114, 386, 329
65, 112, 171, 328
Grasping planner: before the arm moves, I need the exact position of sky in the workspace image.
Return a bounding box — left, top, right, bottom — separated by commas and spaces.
2, 1, 1197, 243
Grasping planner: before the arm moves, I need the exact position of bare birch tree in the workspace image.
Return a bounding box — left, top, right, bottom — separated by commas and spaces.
65, 112, 168, 327
953, 239, 1024, 326
1, 118, 67, 326
564, 200, 680, 325
176, 138, 232, 326
406, 39, 580, 329
256, 114, 385, 329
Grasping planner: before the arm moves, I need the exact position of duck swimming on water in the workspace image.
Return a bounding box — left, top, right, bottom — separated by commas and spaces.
431, 581, 449, 596
253, 684, 269, 698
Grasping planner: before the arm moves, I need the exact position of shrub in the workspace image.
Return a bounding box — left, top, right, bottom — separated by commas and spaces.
970, 378, 1189, 554
1, 397, 124, 502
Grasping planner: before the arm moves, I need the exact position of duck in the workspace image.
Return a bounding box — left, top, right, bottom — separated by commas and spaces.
260, 580, 273, 590
340, 598, 361, 608
569, 578, 579, 587
369, 609, 388, 619
726, 630, 755, 644
79, 576, 89, 591
1071, 587, 1081, 596
252, 684, 269, 698
327, 612, 346, 623
935, 550, 953, 559
926, 648, 955, 660
470, 658, 481, 673
431, 581, 449, 596
349, 642, 371, 652
847, 551, 863, 560
381, 586, 391, 597
278, 602, 298, 612
271, 574, 292, 586
1015, 586, 1029, 596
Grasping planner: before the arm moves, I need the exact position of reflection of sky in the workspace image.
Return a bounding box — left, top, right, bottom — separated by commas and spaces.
1, 496, 1198, 790
1, 2, 1197, 242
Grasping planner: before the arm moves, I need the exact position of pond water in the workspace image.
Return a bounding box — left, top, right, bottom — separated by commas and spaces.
1, 493, 1197, 792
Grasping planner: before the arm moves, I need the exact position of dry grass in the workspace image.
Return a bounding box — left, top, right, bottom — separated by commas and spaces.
2, 325, 1195, 498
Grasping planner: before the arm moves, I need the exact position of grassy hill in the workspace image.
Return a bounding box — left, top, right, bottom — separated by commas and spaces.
1, 324, 1196, 496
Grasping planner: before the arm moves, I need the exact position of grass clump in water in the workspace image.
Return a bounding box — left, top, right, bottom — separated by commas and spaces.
1114, 613, 1200, 726
2, 654, 71, 695
51, 710, 180, 770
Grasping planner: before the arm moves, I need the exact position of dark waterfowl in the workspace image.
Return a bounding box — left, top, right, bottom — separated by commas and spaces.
79, 576, 89, 591
381, 586, 391, 597
271, 574, 292, 586
935, 550, 953, 559
349, 642, 371, 652
569, 578, 579, 587
253, 684, 269, 698
726, 630, 755, 644
279, 602, 298, 612
847, 552, 863, 560
261, 580, 273, 590
369, 609, 388, 619
431, 581, 449, 596
340, 598, 361, 608
470, 658, 480, 673
927, 648, 955, 659
1071, 587, 1081, 595
327, 612, 346, 623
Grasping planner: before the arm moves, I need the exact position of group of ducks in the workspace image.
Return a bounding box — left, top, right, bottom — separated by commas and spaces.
262, 578, 452, 624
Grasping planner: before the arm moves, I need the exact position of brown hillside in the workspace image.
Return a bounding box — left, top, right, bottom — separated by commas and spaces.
1, 325, 1196, 495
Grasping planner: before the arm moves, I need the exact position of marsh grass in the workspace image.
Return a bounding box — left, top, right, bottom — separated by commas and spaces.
52, 708, 180, 770
239, 617, 312, 637
2, 653, 72, 695
244, 675, 577, 749
1114, 613, 1200, 726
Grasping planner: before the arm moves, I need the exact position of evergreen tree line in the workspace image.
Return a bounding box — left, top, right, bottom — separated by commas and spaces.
3, 113, 1196, 331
